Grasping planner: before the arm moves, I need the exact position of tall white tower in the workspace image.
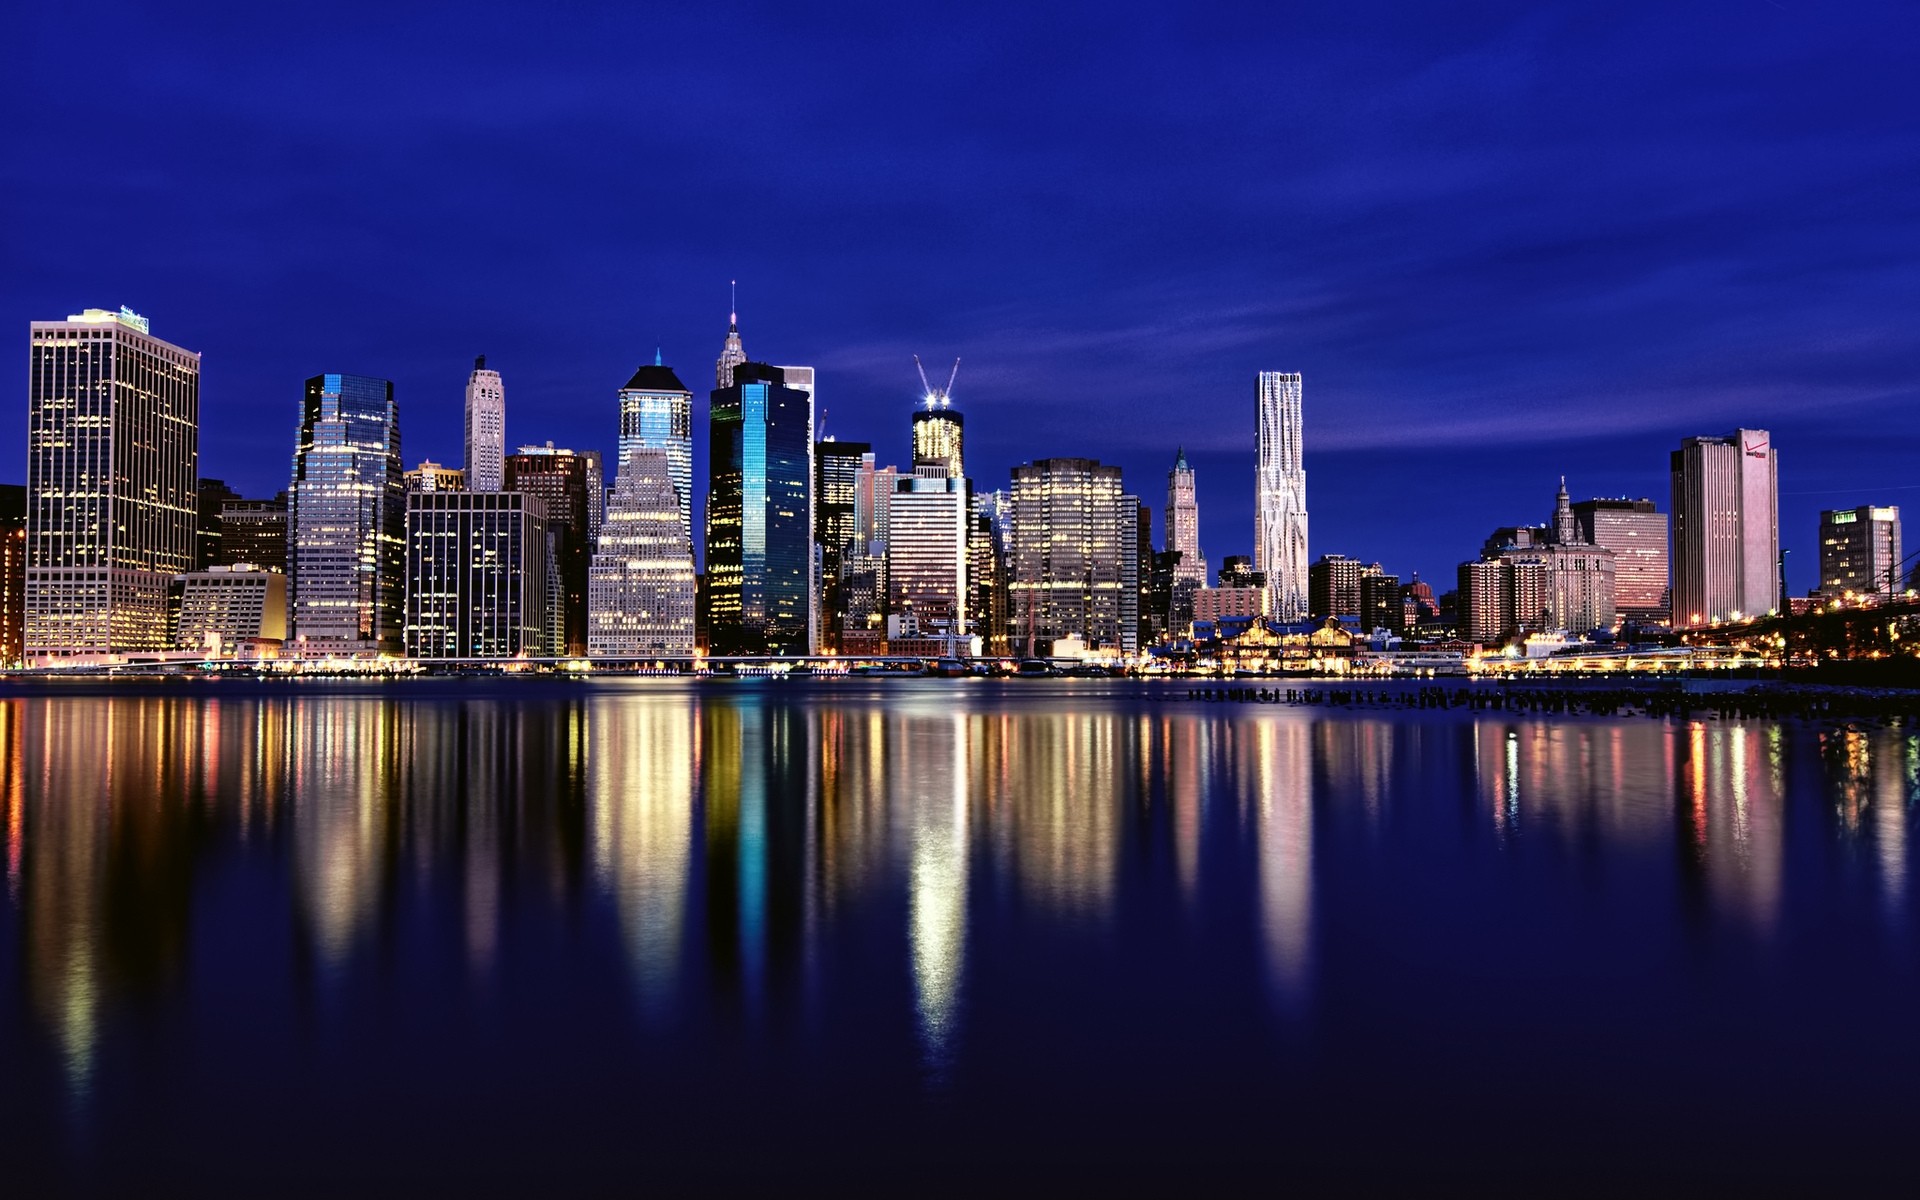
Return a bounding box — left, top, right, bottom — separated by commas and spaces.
1166, 447, 1207, 586
1255, 371, 1308, 621
464, 355, 506, 492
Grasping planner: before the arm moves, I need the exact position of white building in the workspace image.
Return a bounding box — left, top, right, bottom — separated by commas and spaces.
1255, 371, 1309, 621
887, 468, 969, 637
588, 448, 696, 658
1670, 429, 1779, 626
463, 355, 505, 493
172, 564, 287, 654
617, 358, 694, 545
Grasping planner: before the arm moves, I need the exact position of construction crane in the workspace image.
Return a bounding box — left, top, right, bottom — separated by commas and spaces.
913, 355, 961, 409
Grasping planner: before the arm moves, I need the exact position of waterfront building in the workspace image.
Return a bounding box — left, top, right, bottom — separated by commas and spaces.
1148, 549, 1181, 642
1572, 497, 1669, 623
1, 484, 23, 664
1358, 571, 1403, 635
196, 479, 240, 571
1818, 506, 1902, 600
464, 355, 505, 493
406, 460, 467, 493
888, 467, 969, 639
404, 491, 549, 658
505, 444, 593, 656
1307, 554, 1379, 621
1008, 457, 1129, 655
170, 564, 287, 654
1457, 558, 1512, 645
840, 458, 900, 647
707, 362, 814, 655
588, 448, 695, 658
1459, 480, 1617, 644
1130, 497, 1151, 653
289, 373, 405, 654
1670, 430, 1779, 626
815, 440, 871, 652
617, 357, 695, 544
1166, 447, 1207, 587
1255, 371, 1308, 621
1193, 586, 1266, 625
218, 495, 289, 573
970, 490, 1013, 655
26, 308, 199, 659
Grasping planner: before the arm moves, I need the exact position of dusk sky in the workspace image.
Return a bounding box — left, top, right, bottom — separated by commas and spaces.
6, 0, 1915, 592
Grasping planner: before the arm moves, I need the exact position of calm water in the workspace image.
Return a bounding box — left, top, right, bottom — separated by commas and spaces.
2, 679, 1917, 1194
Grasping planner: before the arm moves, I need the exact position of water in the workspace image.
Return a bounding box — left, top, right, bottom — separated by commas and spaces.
2, 678, 1916, 1194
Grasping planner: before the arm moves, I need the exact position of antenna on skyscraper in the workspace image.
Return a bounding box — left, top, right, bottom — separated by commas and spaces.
913, 355, 962, 409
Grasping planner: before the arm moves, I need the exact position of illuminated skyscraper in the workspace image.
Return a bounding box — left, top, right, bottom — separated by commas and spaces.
25, 308, 199, 659
464, 355, 505, 493
289, 373, 405, 653
888, 467, 969, 639
1009, 457, 1128, 655
217, 494, 289, 573
1572, 497, 1669, 623
506, 444, 592, 656
1818, 506, 1902, 600
404, 491, 549, 658
1255, 372, 1308, 621
618, 356, 694, 544
716, 285, 746, 389
1670, 429, 1778, 626
1166, 448, 1207, 587
816, 440, 871, 651
588, 448, 695, 657
707, 363, 813, 655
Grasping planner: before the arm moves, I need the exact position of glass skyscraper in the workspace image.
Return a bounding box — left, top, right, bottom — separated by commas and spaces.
289, 373, 405, 654
617, 359, 694, 546
707, 362, 814, 655
25, 308, 199, 658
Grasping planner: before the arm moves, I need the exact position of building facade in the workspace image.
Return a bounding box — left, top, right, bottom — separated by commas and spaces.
1818, 506, 1902, 600
815, 440, 871, 652
464, 355, 505, 493
171, 564, 287, 653
1, 484, 24, 664
706, 362, 813, 655
1458, 480, 1617, 643
1670, 430, 1779, 626
888, 468, 969, 639
196, 479, 240, 571
218, 495, 288, 573
26, 308, 200, 659
406, 460, 467, 493
1008, 457, 1128, 655
1307, 553, 1378, 620
404, 491, 549, 658
618, 359, 694, 545
289, 373, 405, 654
1572, 497, 1669, 623
505, 444, 593, 656
1255, 371, 1309, 621
588, 448, 695, 658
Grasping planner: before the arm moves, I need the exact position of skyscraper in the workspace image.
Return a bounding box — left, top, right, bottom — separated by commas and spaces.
1008, 457, 1129, 655
404, 491, 549, 658
1166, 447, 1207, 595
289, 373, 405, 653
26, 307, 199, 659
196, 478, 240, 571
1, 484, 24, 665
716, 285, 746, 389
218, 494, 289, 573
1572, 497, 1669, 623
815, 440, 872, 652
464, 356, 505, 493
1818, 506, 1902, 600
1670, 429, 1779, 626
970, 490, 1013, 655
888, 466, 969, 640
1255, 372, 1308, 621
707, 362, 813, 655
505, 444, 593, 656
588, 448, 696, 657
618, 356, 695, 545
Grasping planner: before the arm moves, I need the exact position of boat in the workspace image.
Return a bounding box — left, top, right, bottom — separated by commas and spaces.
1016, 659, 1054, 677
932, 657, 969, 678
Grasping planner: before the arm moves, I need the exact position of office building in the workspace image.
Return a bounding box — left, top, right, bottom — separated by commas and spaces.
196, 479, 240, 570
289, 373, 405, 654
1121, 495, 1147, 654
505, 444, 593, 656
464, 355, 505, 493
218, 495, 289, 573
1008, 457, 1129, 655
1358, 571, 1403, 635
1572, 497, 1669, 623
1819, 506, 1902, 600
1166, 447, 1208, 587
971, 490, 1013, 655
778, 365, 820, 651
171, 564, 288, 654
1459, 480, 1617, 643
1457, 558, 1512, 645
406, 460, 466, 493
1193, 586, 1266, 625
815, 440, 871, 652
1671, 430, 1779, 626
1255, 371, 1309, 620
1308, 554, 1379, 621
1218, 556, 1266, 591
26, 307, 199, 659
404, 491, 549, 658
588, 448, 695, 657
618, 357, 694, 544
581, 450, 605, 550
912, 402, 964, 480
2, 484, 24, 664
707, 362, 814, 655
888, 467, 969, 639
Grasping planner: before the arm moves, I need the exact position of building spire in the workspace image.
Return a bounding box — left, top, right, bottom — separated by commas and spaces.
654, 347, 662, 367
1553, 475, 1578, 544
729, 279, 738, 331
716, 282, 747, 389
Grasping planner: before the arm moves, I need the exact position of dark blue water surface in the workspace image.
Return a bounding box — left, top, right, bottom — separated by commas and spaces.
2, 678, 1917, 1195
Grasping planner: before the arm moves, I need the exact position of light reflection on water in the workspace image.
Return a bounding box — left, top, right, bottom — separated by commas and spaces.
2, 680, 1918, 1189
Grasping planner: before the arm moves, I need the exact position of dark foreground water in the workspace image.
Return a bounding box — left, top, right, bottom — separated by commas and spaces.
2, 679, 1917, 1195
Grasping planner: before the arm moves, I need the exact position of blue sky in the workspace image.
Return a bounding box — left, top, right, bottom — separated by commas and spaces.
5, 1, 1915, 591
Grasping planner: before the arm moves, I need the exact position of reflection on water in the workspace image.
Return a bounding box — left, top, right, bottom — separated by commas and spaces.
3, 682, 1919, 1161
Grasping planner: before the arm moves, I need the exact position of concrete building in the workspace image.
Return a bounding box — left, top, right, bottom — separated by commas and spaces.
618, 358, 694, 545
404, 491, 549, 658
815, 440, 871, 652
1358, 571, 1403, 635
588, 448, 695, 657
171, 564, 287, 654
1459, 480, 1618, 644
1671, 430, 1779, 626
196, 479, 240, 570
463, 355, 506, 493
707, 362, 813, 656
1255, 371, 1309, 620
289, 373, 405, 654
218, 495, 289, 574
1818, 506, 1902, 600
1009, 457, 1129, 655
1308, 553, 1379, 620
1, 484, 23, 664
506, 444, 593, 656
406, 460, 467, 493
1572, 497, 1669, 623
888, 467, 969, 639
1193, 586, 1266, 625
970, 490, 1013, 655
26, 307, 199, 659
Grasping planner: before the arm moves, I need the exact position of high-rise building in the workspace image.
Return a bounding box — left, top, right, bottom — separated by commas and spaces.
27, 308, 199, 659
1572, 498, 1669, 624
1218, 556, 1266, 591
1, 483, 24, 664
404, 491, 549, 658
505, 444, 593, 656
840, 457, 900, 646
778, 364, 821, 652
1818, 506, 1902, 600
1670, 430, 1779, 626
1120, 495, 1147, 654
405, 460, 466, 492
588, 448, 695, 657
1307, 554, 1377, 621
1166, 447, 1207, 587
970, 490, 1013, 655
464, 355, 505, 493
196, 479, 240, 571
911, 403, 964, 480
888, 467, 969, 639
1255, 371, 1308, 621
618, 357, 695, 545
1459, 479, 1617, 642
289, 373, 405, 654
581, 450, 605, 551
1358, 571, 1403, 635
815, 440, 871, 652
1457, 558, 1512, 645
170, 564, 288, 654
707, 363, 813, 655
1008, 457, 1129, 655
716, 286, 746, 389
218, 495, 289, 573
